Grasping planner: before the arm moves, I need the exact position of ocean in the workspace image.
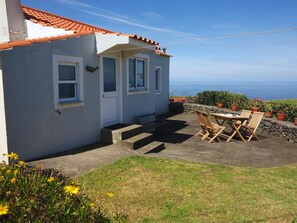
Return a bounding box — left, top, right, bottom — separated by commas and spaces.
170, 81, 297, 100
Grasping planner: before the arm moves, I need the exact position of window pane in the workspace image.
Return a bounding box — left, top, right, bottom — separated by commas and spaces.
136, 60, 144, 87
129, 59, 135, 88
155, 69, 159, 91
103, 57, 116, 92
59, 65, 76, 81
59, 83, 76, 99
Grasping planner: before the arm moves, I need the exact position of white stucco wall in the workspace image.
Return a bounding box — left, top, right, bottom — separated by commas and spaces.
0, 0, 10, 43
121, 50, 170, 123
2, 35, 101, 161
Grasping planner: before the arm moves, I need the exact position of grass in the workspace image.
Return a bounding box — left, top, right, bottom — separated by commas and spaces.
78, 156, 297, 223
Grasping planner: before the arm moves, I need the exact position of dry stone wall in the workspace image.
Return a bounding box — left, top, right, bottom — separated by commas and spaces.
182, 103, 297, 144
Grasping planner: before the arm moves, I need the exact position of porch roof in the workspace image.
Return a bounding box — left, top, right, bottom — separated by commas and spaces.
95, 33, 157, 54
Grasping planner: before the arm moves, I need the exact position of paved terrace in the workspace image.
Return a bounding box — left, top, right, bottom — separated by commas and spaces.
29, 113, 297, 177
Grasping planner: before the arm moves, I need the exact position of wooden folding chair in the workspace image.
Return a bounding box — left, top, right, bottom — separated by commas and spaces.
241, 112, 264, 141
195, 111, 208, 140
200, 112, 229, 143
236, 110, 251, 125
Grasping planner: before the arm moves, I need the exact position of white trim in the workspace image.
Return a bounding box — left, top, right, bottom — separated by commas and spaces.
127, 90, 150, 95
126, 53, 150, 95
155, 66, 162, 94
0, 55, 8, 163
119, 51, 123, 123
53, 55, 84, 109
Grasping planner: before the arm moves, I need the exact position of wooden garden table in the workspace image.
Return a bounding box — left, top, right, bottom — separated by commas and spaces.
210, 113, 250, 142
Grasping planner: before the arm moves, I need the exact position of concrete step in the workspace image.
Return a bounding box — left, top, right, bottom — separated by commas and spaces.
136, 141, 165, 154
122, 133, 154, 150
101, 124, 143, 144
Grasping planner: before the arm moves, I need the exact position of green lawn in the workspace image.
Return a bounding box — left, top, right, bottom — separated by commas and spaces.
77, 156, 297, 223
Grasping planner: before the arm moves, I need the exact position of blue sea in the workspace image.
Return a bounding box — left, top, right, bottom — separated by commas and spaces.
170, 81, 297, 100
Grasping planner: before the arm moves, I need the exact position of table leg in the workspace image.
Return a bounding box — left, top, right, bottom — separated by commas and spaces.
214, 117, 225, 126
226, 123, 246, 142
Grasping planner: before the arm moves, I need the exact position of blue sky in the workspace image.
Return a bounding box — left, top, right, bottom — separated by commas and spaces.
22, 0, 297, 81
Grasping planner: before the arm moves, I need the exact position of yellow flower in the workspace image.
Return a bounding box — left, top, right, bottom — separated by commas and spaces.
89, 203, 95, 208
47, 177, 54, 183
64, 185, 80, 196
10, 178, 16, 184
6, 170, 11, 174
0, 176, 4, 181
1, 166, 6, 171
6, 191, 11, 195
6, 152, 18, 160
14, 170, 18, 175
107, 192, 114, 197
0, 204, 9, 216
18, 161, 26, 166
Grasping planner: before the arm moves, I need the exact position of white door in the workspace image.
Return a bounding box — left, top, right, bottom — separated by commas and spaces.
100, 55, 120, 127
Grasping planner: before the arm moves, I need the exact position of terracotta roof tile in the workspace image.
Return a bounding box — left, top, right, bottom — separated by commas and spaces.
22, 5, 114, 34
155, 49, 172, 57
0, 5, 165, 51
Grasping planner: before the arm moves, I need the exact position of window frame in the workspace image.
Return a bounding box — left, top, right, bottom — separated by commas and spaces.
155, 66, 162, 94
58, 63, 78, 102
127, 54, 149, 94
53, 55, 84, 109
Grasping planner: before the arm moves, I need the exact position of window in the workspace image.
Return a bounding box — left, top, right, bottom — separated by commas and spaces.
58, 64, 77, 101
155, 67, 162, 93
128, 56, 148, 91
53, 55, 84, 108
103, 57, 116, 92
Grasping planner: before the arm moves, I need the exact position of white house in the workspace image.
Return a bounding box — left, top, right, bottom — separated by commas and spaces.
0, 0, 171, 161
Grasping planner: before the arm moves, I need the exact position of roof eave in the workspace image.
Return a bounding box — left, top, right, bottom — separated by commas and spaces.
95, 33, 157, 54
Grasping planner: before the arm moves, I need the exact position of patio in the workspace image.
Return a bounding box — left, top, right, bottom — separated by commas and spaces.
28, 112, 297, 177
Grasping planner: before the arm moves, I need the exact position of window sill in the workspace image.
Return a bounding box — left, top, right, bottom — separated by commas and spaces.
56, 100, 84, 109
155, 91, 162, 95
127, 89, 149, 95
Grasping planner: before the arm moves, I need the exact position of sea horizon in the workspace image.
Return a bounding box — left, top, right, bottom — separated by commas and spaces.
170, 80, 297, 100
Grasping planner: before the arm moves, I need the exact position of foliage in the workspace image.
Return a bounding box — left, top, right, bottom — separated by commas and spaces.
268, 100, 297, 121
250, 97, 265, 111
192, 91, 250, 109
0, 153, 110, 223
78, 156, 297, 223
263, 102, 273, 112
272, 103, 297, 122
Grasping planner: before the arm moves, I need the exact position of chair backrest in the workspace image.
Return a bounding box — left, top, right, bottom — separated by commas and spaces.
247, 112, 264, 130
237, 110, 252, 125
240, 110, 252, 118
200, 112, 213, 129
196, 111, 206, 128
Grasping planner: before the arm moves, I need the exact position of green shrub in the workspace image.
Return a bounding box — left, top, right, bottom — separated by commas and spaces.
0, 153, 110, 222
263, 103, 273, 112
192, 91, 250, 109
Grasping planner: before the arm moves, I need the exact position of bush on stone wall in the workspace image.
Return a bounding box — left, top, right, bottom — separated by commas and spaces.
192, 91, 250, 110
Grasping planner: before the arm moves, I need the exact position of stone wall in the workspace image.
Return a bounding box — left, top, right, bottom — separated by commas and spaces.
183, 103, 297, 144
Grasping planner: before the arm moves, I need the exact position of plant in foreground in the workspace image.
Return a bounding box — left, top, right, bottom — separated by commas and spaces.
0, 152, 110, 222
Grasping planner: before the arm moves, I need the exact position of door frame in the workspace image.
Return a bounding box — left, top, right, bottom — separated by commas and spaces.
99, 52, 123, 128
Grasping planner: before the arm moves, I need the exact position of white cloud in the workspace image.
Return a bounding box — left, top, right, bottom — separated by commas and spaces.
53, 0, 204, 42
143, 11, 163, 20
210, 23, 238, 29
